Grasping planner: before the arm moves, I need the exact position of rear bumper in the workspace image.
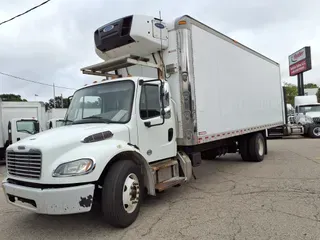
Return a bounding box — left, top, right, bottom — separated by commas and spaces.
2, 179, 95, 215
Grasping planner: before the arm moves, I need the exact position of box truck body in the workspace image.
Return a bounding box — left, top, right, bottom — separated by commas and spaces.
47, 108, 67, 120
173, 18, 284, 145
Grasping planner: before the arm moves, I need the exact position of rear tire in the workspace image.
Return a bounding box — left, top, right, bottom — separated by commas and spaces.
248, 133, 265, 162
239, 136, 250, 161
101, 160, 144, 228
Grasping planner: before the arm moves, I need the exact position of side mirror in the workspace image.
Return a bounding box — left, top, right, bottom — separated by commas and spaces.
139, 78, 168, 128
34, 121, 40, 133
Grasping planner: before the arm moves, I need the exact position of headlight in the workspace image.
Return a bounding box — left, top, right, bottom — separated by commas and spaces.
52, 158, 95, 177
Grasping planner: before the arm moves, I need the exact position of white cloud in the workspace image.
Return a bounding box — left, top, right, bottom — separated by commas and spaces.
0, 0, 319, 102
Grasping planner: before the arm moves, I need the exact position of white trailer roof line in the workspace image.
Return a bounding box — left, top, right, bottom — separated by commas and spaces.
174, 15, 279, 66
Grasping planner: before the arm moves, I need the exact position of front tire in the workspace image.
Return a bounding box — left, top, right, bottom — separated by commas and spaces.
308, 124, 320, 138
101, 160, 144, 228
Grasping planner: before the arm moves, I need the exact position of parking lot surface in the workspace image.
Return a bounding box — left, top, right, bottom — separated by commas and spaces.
1, 138, 320, 240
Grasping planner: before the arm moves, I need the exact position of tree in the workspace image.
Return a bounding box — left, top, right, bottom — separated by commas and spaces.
304, 83, 318, 88
0, 94, 27, 102
317, 88, 320, 103
46, 96, 71, 109
283, 82, 298, 105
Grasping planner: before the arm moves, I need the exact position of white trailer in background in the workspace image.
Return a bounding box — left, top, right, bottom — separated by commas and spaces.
46, 108, 68, 129
2, 15, 284, 227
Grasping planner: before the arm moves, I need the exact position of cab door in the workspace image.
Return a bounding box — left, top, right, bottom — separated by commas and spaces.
136, 81, 176, 163
11, 119, 39, 143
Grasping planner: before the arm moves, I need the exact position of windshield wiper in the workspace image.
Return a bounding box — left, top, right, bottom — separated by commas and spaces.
82, 115, 103, 119
19, 130, 34, 135
72, 116, 113, 125
63, 119, 74, 123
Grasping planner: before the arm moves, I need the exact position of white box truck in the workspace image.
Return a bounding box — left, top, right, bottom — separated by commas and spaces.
0, 100, 42, 160
46, 108, 68, 129
2, 15, 284, 228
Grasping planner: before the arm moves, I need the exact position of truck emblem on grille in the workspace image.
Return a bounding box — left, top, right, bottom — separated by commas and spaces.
18, 146, 26, 150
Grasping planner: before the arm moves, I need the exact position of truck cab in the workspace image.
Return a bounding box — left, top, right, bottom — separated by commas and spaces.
294, 95, 320, 137
47, 118, 65, 129
0, 102, 41, 160
8, 118, 40, 144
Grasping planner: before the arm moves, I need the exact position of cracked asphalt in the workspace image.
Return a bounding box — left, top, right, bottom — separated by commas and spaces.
1, 137, 320, 240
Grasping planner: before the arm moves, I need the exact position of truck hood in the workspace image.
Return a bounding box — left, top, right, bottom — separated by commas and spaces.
8, 123, 130, 152
305, 112, 320, 118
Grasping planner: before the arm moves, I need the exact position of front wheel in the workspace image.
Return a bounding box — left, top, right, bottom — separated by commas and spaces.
101, 160, 144, 228
308, 124, 320, 138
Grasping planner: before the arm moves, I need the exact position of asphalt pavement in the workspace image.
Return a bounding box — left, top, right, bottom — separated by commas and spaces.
1, 137, 320, 240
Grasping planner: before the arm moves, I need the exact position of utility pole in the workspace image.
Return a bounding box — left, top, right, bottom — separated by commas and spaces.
53, 83, 56, 108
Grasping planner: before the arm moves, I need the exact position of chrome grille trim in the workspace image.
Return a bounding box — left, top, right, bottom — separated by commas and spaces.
313, 117, 320, 124
6, 149, 42, 179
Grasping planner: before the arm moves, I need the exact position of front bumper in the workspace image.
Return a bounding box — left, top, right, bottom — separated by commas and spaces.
2, 179, 95, 215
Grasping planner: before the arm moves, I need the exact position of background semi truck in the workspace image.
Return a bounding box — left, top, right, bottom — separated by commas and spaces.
267, 88, 320, 138
2, 14, 284, 228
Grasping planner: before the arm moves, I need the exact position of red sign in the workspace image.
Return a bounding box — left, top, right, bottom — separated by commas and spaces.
289, 59, 308, 76
288, 47, 312, 76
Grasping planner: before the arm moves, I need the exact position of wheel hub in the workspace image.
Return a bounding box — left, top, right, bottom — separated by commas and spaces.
122, 173, 140, 214
258, 138, 264, 156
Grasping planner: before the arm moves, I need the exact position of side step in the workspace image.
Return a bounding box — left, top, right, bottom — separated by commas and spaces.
155, 177, 185, 192
151, 159, 186, 192
151, 159, 178, 171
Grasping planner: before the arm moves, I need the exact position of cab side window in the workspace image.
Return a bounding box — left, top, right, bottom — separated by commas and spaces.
140, 84, 161, 119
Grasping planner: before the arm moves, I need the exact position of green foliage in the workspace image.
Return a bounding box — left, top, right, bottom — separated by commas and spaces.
304, 83, 318, 88
283, 82, 320, 105
283, 82, 298, 105
0, 94, 27, 102
47, 96, 70, 109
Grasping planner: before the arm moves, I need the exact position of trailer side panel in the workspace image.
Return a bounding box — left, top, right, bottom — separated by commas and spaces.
190, 24, 283, 143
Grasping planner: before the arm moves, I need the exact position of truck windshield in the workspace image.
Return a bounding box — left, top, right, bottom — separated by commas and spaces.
65, 80, 135, 125
16, 120, 39, 134
299, 105, 320, 113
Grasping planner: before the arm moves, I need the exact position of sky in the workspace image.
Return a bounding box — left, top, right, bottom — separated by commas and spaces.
0, 0, 319, 102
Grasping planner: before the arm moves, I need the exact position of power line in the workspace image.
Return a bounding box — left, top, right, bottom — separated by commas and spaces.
0, 71, 76, 90
0, 0, 52, 27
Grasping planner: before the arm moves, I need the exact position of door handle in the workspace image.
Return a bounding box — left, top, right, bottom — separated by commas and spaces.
168, 128, 173, 141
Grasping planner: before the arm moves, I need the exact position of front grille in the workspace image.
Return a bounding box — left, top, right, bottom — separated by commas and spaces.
6, 149, 42, 179
313, 117, 320, 124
